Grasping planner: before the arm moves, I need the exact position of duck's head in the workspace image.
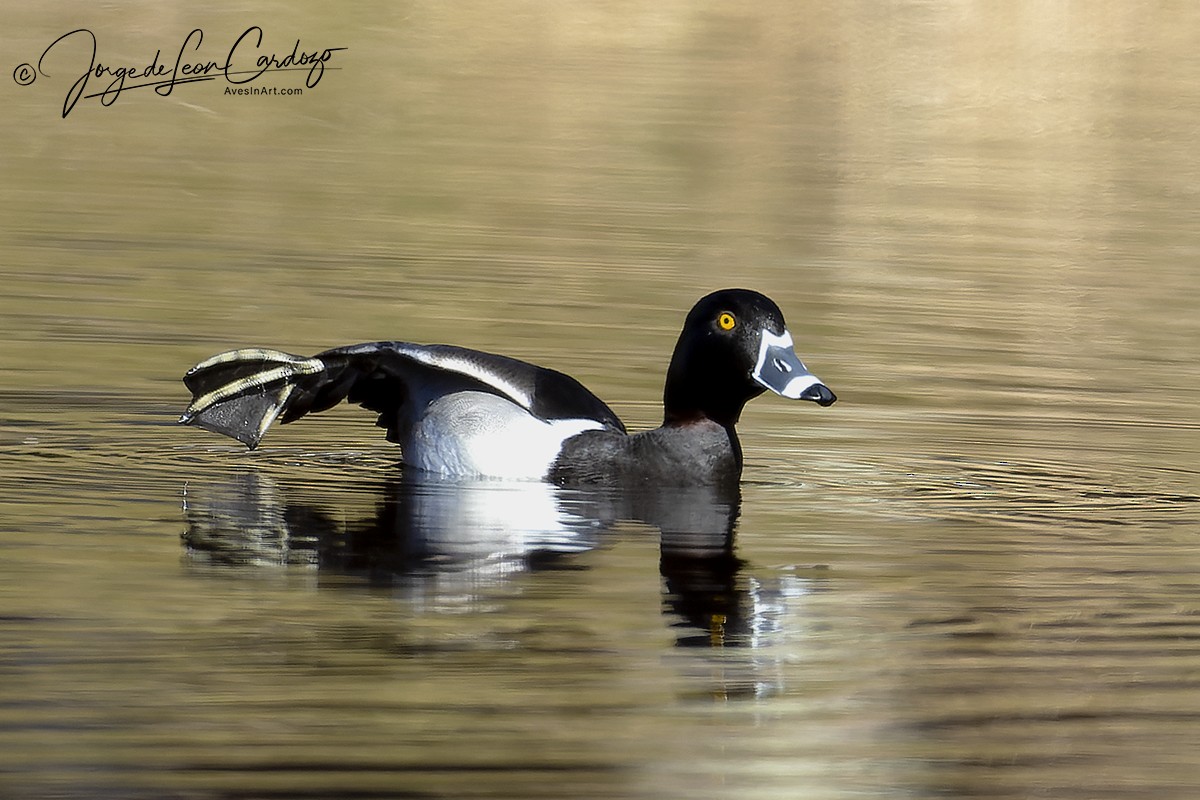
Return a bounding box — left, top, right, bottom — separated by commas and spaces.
663, 288, 836, 427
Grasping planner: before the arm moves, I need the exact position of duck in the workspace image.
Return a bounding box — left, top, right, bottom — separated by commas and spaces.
179, 288, 836, 486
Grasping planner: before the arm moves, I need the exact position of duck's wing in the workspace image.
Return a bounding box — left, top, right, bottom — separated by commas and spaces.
179, 341, 626, 449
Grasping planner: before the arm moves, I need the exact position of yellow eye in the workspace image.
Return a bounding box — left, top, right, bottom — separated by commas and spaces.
717, 312, 736, 331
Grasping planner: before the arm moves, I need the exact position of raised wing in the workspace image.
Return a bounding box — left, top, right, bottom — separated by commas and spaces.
180, 341, 625, 449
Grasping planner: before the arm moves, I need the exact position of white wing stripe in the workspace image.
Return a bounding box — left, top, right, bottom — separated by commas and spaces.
395, 345, 533, 410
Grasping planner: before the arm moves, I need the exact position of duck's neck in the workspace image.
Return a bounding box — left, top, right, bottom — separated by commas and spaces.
660, 351, 752, 477
662, 401, 739, 429
662, 365, 758, 431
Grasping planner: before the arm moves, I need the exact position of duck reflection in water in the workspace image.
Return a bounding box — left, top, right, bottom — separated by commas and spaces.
181, 469, 819, 654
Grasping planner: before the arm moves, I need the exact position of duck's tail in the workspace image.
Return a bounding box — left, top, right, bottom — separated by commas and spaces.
178, 348, 328, 449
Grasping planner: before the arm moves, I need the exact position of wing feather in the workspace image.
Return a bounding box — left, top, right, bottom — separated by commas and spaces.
180, 341, 625, 449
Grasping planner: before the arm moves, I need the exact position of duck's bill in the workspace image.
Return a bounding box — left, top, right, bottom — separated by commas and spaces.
752, 330, 837, 406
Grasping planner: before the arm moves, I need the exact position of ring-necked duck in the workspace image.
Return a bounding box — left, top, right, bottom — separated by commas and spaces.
179, 288, 836, 485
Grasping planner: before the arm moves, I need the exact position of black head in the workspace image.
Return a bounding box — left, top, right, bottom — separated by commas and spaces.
663, 288, 836, 428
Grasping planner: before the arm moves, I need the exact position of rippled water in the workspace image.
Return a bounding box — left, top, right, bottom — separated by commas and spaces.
3, 3, 1200, 799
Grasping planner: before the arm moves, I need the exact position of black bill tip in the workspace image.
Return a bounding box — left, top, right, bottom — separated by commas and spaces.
800, 383, 837, 407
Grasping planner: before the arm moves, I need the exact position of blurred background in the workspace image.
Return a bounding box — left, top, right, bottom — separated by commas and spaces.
1, 3, 1199, 799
